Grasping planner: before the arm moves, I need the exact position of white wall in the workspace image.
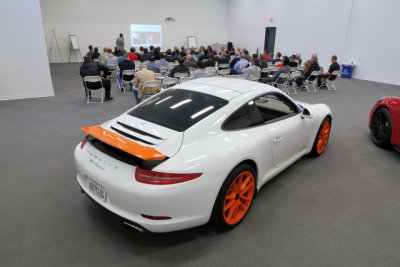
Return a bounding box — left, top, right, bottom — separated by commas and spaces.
227, 0, 400, 85
40, 0, 228, 63
0, 0, 54, 101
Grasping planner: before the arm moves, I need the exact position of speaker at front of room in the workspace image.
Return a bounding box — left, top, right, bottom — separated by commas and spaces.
227, 42, 233, 50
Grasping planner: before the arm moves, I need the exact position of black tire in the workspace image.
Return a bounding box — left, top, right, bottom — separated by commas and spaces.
371, 108, 392, 148
310, 116, 332, 157
211, 163, 256, 230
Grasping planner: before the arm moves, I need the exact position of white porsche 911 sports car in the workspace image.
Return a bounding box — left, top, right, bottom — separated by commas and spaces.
74, 78, 332, 233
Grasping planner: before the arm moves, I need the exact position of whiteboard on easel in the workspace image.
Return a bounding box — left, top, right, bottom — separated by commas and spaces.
69, 34, 79, 50
187, 36, 197, 49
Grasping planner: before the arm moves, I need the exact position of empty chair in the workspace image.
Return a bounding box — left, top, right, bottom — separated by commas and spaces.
289, 67, 298, 72
218, 68, 230, 76
269, 73, 290, 94
287, 71, 302, 94
321, 70, 341, 91
92, 58, 100, 63
83, 76, 104, 103
218, 63, 230, 69
173, 72, 189, 79
205, 67, 216, 77
303, 71, 320, 93
179, 77, 194, 83
120, 69, 135, 94
155, 73, 163, 80
162, 78, 178, 89
159, 65, 169, 74
142, 80, 162, 101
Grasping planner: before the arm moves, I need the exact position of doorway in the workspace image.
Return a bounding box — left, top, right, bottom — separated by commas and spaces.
264, 27, 276, 55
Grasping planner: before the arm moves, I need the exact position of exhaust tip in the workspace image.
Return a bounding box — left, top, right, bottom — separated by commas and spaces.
122, 221, 146, 233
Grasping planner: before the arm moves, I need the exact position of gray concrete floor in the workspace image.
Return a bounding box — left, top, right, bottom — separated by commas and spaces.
1, 63, 400, 266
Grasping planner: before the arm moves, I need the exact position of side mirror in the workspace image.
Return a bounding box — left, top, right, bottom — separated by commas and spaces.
301, 108, 313, 119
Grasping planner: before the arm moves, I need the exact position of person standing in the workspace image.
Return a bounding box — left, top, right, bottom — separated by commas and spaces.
116, 33, 125, 51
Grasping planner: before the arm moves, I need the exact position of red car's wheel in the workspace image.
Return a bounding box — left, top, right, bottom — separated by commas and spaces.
371, 108, 392, 148
212, 164, 256, 229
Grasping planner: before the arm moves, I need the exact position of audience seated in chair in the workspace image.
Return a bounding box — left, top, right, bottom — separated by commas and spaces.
184, 54, 197, 68
80, 55, 113, 101
157, 54, 169, 66
140, 48, 150, 62
262, 56, 290, 85
318, 55, 340, 87
87, 45, 94, 57
232, 54, 249, 75
91, 47, 100, 61
134, 64, 157, 103
289, 55, 298, 67
295, 54, 320, 87
169, 58, 190, 78
129, 47, 139, 61
113, 46, 121, 57
99, 47, 108, 64
296, 53, 302, 66
146, 55, 160, 73
165, 49, 176, 63
191, 61, 208, 79
117, 53, 135, 90
273, 52, 282, 64
104, 48, 118, 70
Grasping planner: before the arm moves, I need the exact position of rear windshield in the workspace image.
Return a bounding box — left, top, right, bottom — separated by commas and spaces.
128, 89, 229, 131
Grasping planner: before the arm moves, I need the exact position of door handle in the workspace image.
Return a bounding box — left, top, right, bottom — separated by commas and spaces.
273, 137, 283, 144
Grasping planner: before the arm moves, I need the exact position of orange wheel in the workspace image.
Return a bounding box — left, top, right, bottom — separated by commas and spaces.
212, 164, 256, 229
223, 171, 255, 225
311, 117, 331, 157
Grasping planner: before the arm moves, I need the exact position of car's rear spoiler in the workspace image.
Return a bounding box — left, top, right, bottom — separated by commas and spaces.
81, 125, 166, 161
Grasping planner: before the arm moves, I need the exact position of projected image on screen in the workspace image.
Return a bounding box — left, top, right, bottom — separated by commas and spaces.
131, 24, 162, 47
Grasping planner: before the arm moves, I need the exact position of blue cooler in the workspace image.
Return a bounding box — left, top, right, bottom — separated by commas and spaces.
341, 64, 355, 78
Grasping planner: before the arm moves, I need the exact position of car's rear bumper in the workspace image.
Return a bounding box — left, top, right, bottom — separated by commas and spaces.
74, 143, 218, 233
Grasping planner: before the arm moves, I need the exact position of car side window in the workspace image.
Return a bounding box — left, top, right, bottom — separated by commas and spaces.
254, 93, 298, 122
223, 101, 264, 130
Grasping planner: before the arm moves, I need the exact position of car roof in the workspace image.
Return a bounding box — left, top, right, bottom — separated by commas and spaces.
173, 77, 276, 100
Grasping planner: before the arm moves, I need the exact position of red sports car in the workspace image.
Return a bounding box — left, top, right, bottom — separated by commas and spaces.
369, 96, 400, 151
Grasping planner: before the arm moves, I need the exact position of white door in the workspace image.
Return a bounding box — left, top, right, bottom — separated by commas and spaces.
254, 93, 308, 167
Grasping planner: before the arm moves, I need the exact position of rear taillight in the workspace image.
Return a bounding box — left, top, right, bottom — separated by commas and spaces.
135, 168, 202, 185
81, 135, 89, 149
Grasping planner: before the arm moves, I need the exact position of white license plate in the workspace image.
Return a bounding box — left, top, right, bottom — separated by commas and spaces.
88, 179, 107, 202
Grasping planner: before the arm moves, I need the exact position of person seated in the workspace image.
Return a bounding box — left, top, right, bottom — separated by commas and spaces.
156, 54, 169, 66
165, 49, 176, 62
91, 47, 100, 61
263, 50, 270, 60
117, 50, 126, 64
154, 47, 161, 60
288, 55, 298, 67
197, 46, 205, 59
148, 45, 155, 56
99, 47, 108, 64
191, 61, 207, 78
296, 53, 302, 65
169, 58, 190, 78
217, 52, 230, 67
140, 48, 150, 62
87, 45, 94, 57
134, 64, 157, 103
272, 52, 282, 64
232, 54, 249, 75
184, 54, 197, 68
199, 50, 209, 61
113, 46, 120, 57
139, 46, 144, 55
295, 54, 320, 87
258, 54, 268, 69
117, 53, 135, 90
80, 55, 113, 101
104, 48, 118, 71
180, 46, 187, 57
262, 56, 290, 84
318, 55, 340, 87
205, 55, 216, 68
229, 51, 240, 69
146, 55, 160, 73
129, 47, 139, 61
171, 46, 179, 56
243, 49, 251, 61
